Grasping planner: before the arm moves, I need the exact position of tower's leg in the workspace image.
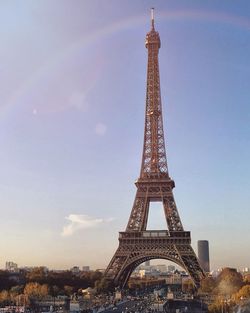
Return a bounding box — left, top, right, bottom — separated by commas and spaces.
104, 237, 206, 289
126, 191, 149, 231
105, 248, 128, 283
175, 244, 205, 288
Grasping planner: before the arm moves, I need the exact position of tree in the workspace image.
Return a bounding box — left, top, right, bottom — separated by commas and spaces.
208, 298, 223, 313
200, 276, 216, 293
215, 268, 243, 296
64, 285, 74, 296
9, 285, 24, 304
182, 279, 195, 294
234, 285, 250, 302
26, 267, 47, 284
0, 271, 16, 291
87, 271, 103, 284
24, 282, 49, 300
9, 285, 24, 296
95, 278, 114, 293
50, 285, 60, 297
244, 274, 250, 284
0, 290, 10, 305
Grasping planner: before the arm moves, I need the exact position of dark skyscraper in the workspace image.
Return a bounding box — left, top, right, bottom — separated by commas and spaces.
198, 240, 210, 273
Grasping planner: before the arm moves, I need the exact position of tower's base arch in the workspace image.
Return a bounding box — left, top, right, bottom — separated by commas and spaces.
105, 231, 205, 289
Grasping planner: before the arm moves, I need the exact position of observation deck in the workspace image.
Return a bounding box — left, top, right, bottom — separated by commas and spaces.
119, 230, 191, 244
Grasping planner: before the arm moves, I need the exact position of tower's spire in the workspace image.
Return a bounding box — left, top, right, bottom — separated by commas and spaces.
151, 7, 155, 30
142, 8, 165, 178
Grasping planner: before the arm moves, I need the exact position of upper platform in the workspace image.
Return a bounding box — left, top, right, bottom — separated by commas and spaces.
145, 8, 161, 48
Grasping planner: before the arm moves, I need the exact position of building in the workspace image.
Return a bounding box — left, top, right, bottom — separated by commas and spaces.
165, 273, 182, 285
156, 264, 167, 273
32, 296, 70, 312
242, 267, 250, 273
70, 266, 80, 275
82, 266, 90, 272
145, 260, 150, 266
198, 240, 210, 273
168, 265, 175, 273
5, 261, 18, 272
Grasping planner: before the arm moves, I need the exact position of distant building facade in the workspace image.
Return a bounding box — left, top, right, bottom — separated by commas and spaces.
156, 264, 167, 273
70, 266, 80, 275
198, 240, 210, 272
167, 265, 175, 272
6, 261, 18, 272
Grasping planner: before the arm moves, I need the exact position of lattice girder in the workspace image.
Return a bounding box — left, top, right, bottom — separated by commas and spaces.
104, 11, 206, 290
105, 231, 204, 289
140, 27, 168, 178
126, 179, 183, 232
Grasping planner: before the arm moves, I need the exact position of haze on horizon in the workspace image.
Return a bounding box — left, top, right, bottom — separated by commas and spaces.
0, 0, 250, 271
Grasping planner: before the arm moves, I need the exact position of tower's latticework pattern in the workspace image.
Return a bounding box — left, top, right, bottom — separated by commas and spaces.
104, 10, 205, 289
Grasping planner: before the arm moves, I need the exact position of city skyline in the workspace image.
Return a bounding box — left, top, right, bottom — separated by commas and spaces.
0, 1, 250, 271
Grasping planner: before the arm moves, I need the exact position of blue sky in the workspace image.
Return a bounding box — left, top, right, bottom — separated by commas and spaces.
0, 0, 250, 271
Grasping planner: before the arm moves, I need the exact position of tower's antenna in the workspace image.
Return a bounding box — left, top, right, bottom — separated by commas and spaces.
151, 7, 155, 30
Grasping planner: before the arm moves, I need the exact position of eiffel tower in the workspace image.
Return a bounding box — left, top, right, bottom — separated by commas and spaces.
104, 9, 205, 289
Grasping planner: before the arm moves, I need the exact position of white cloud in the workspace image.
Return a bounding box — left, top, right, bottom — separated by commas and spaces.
95, 122, 107, 136
61, 214, 114, 237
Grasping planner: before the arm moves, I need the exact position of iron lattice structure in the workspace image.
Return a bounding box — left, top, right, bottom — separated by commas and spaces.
104, 10, 205, 289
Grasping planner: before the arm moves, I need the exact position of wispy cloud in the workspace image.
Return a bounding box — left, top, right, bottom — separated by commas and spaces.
61, 214, 114, 237
31, 91, 89, 115
95, 122, 107, 136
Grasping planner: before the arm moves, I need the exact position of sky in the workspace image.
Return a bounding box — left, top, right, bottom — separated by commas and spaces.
0, 0, 250, 272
